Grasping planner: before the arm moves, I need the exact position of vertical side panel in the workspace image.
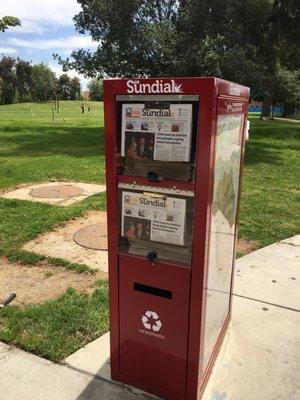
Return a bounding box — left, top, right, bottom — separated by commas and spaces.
103, 81, 120, 376
201, 106, 246, 371
186, 79, 218, 399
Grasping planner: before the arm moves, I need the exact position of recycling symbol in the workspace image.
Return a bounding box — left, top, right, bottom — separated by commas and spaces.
141, 311, 162, 332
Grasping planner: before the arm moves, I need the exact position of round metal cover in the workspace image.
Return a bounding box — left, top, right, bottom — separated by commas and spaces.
30, 185, 84, 199
73, 223, 108, 250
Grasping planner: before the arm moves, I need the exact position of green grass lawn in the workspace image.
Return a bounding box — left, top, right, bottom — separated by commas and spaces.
0, 101, 105, 188
0, 101, 106, 272
240, 117, 299, 246
0, 285, 109, 362
0, 101, 299, 362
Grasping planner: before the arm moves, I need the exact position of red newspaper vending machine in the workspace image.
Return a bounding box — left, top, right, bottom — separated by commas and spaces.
103, 77, 250, 400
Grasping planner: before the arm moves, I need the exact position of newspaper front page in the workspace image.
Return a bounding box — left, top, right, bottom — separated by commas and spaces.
121, 102, 193, 162
121, 191, 186, 246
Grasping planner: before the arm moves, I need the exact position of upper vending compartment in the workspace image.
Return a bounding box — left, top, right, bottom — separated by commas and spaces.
115, 95, 199, 182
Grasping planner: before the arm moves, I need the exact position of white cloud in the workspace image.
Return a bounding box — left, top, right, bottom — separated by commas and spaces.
9, 20, 49, 35
0, 47, 17, 54
7, 36, 97, 51
0, 0, 81, 30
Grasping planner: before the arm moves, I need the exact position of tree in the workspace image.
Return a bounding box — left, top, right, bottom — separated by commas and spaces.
16, 59, 33, 102
55, 0, 299, 116
0, 16, 21, 32
0, 77, 3, 100
69, 77, 81, 100
255, 0, 300, 116
31, 63, 57, 101
0, 56, 17, 104
55, 0, 272, 80
272, 67, 300, 117
87, 78, 103, 101
58, 74, 71, 99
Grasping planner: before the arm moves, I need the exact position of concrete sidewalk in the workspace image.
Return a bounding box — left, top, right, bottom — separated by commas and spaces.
0, 342, 152, 400
0, 236, 299, 400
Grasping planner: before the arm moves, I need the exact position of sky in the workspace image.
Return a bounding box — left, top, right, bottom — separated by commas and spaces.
0, 0, 98, 89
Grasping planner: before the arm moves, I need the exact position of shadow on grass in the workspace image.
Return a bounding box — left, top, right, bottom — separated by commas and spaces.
0, 125, 105, 158
244, 141, 293, 166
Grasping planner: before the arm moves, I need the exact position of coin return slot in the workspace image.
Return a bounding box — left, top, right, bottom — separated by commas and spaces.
133, 282, 172, 299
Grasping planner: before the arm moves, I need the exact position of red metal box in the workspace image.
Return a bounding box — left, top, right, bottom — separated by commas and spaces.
104, 77, 250, 400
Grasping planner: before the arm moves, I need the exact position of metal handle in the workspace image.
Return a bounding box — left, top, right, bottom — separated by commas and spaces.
147, 171, 161, 182
147, 251, 158, 264
1, 292, 17, 307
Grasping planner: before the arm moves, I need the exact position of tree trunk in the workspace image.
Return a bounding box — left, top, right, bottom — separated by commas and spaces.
282, 102, 294, 118
261, 97, 271, 118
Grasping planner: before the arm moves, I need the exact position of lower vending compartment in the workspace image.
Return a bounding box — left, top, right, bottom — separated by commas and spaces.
118, 254, 191, 396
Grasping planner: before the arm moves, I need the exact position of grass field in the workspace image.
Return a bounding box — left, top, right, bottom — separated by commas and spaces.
0, 101, 106, 271
0, 100, 299, 361
240, 118, 299, 246
0, 101, 105, 188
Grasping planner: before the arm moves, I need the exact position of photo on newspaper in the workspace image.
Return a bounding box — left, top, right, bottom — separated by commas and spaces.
121, 102, 193, 162
121, 190, 186, 246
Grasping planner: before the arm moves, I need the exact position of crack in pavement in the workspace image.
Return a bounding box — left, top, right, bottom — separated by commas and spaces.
233, 293, 300, 313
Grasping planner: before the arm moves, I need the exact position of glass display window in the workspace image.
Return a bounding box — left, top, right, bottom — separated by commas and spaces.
118, 183, 194, 266
115, 95, 199, 182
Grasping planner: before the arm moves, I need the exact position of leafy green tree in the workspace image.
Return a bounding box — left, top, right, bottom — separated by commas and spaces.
87, 78, 103, 101
54, 0, 299, 115
0, 16, 21, 32
255, 0, 300, 116
0, 77, 3, 100
272, 67, 300, 117
56, 0, 272, 81
0, 56, 17, 104
31, 63, 57, 101
16, 59, 33, 102
69, 77, 81, 100
58, 74, 71, 99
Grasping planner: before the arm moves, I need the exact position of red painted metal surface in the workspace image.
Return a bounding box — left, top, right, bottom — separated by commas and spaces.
103, 77, 250, 400
119, 255, 190, 396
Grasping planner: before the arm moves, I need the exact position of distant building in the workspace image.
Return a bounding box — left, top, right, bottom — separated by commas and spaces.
248, 101, 283, 115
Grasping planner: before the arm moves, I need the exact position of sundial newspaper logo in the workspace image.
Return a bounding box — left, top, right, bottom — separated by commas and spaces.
127, 79, 183, 94
229, 83, 241, 96
139, 310, 165, 340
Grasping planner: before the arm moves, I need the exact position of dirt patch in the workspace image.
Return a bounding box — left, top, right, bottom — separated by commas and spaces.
21, 208, 256, 273
23, 211, 108, 272
30, 184, 84, 199
1, 181, 106, 206
0, 258, 107, 307
236, 238, 259, 256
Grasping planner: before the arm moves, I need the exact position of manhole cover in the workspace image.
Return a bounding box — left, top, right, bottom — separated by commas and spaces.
30, 185, 84, 199
73, 223, 108, 250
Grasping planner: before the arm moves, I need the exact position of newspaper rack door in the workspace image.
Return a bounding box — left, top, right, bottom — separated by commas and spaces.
116, 95, 199, 182
118, 183, 194, 265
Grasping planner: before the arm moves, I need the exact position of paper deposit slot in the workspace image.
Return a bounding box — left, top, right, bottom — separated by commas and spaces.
133, 282, 173, 299
118, 184, 194, 265
116, 95, 199, 181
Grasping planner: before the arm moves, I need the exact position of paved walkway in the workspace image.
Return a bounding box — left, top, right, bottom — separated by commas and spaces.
275, 117, 299, 123
0, 236, 299, 400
